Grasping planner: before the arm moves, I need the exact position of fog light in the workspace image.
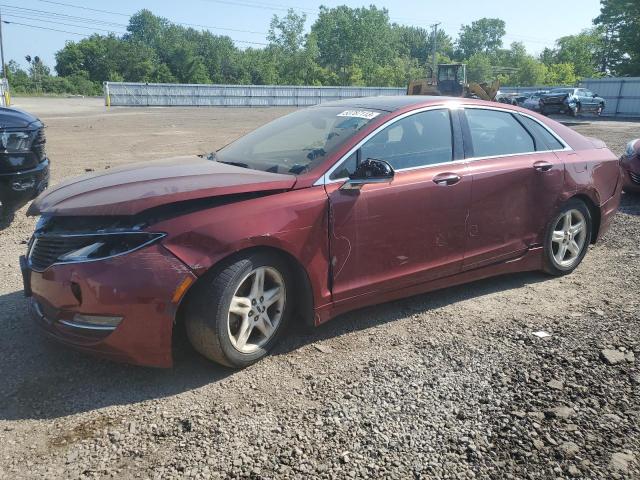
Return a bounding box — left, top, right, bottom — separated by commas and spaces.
59, 314, 123, 331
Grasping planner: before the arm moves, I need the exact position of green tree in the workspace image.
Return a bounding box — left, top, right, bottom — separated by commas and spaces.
594, 0, 640, 75
544, 63, 578, 85
456, 18, 506, 58
311, 5, 396, 85
553, 29, 604, 78
466, 53, 493, 83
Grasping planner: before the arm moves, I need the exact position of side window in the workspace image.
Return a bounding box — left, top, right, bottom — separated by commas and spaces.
359, 109, 453, 170
464, 109, 534, 157
330, 151, 357, 180
518, 115, 565, 151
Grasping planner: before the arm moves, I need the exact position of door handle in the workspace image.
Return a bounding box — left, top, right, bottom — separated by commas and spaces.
432, 172, 461, 186
533, 160, 553, 172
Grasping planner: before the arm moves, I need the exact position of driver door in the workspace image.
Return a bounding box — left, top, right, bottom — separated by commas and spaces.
325, 108, 471, 303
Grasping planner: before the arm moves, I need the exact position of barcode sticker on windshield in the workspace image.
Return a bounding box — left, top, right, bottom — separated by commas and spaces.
337, 110, 380, 120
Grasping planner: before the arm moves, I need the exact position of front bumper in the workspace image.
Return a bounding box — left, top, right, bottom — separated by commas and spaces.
621, 160, 640, 193
0, 159, 49, 211
22, 243, 197, 368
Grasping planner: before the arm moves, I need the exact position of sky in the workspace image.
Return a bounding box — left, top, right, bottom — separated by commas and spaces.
1, 0, 603, 72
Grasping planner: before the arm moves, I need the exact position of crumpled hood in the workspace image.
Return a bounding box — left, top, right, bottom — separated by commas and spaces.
28, 156, 297, 216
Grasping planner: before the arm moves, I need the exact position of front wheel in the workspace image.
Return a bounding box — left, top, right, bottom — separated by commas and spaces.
543, 199, 592, 276
185, 252, 293, 368
596, 103, 604, 116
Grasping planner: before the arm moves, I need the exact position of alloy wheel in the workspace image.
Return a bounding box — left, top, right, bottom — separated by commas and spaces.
227, 266, 286, 353
551, 209, 587, 268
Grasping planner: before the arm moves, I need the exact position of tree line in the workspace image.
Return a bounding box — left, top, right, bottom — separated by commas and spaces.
6, 0, 639, 96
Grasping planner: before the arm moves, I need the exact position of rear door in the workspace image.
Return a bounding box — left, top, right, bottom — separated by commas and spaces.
461, 107, 566, 270
325, 107, 471, 302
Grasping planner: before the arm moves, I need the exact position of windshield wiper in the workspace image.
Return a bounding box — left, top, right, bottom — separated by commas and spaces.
206, 152, 248, 169
218, 160, 249, 168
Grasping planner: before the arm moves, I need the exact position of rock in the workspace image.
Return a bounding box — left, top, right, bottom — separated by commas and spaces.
567, 465, 580, 477
610, 452, 635, 472
314, 344, 333, 354
625, 351, 635, 363
545, 406, 576, 419
601, 349, 625, 365
532, 439, 544, 451
559, 442, 579, 458
547, 379, 564, 390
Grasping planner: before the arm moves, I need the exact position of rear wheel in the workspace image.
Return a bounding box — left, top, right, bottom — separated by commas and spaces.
185, 252, 292, 368
543, 199, 592, 276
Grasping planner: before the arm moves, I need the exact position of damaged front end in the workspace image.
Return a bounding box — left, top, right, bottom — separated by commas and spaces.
22, 213, 198, 368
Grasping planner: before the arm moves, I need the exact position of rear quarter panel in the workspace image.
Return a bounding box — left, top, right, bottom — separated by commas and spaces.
532, 114, 621, 206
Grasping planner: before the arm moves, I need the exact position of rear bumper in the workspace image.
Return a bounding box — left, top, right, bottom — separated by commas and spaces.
597, 169, 624, 240
0, 159, 49, 211
24, 243, 197, 368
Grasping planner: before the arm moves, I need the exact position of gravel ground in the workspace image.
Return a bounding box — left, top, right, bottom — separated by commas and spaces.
0, 98, 638, 479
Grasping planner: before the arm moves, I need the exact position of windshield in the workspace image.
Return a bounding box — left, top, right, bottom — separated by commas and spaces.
216, 106, 384, 175
550, 88, 575, 94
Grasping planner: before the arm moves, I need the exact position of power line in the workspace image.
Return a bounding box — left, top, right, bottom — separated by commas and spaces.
3, 13, 126, 34
28, 1, 269, 35
37, 0, 129, 17
2, 19, 90, 36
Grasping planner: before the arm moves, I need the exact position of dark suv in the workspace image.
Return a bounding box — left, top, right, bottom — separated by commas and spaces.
0, 107, 49, 219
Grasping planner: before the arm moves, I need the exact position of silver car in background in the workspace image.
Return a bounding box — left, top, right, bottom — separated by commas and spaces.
522, 91, 548, 112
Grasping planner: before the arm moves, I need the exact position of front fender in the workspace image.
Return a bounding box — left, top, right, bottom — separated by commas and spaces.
155, 186, 332, 310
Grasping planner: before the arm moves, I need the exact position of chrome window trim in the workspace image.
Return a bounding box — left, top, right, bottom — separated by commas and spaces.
314, 103, 572, 186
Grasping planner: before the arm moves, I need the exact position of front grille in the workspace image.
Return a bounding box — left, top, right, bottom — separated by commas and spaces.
28, 235, 88, 271
629, 171, 640, 185
32, 128, 46, 161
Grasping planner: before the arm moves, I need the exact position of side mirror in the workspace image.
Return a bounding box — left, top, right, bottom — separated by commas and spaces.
340, 158, 394, 190
593, 93, 598, 98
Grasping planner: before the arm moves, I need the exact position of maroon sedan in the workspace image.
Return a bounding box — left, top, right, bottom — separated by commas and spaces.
621, 138, 640, 193
22, 97, 622, 368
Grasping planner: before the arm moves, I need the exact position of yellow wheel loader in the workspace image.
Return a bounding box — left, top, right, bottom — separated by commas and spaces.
407, 63, 500, 101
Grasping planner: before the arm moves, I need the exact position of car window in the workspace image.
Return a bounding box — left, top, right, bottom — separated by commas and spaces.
582, 90, 593, 97
329, 151, 358, 180
359, 109, 453, 171
518, 115, 565, 151
464, 109, 534, 157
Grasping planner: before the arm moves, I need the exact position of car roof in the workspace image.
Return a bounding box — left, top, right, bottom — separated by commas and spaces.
314, 95, 462, 112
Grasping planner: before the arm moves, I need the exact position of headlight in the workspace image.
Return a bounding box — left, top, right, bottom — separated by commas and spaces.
28, 232, 165, 269
625, 139, 639, 157
1, 130, 34, 152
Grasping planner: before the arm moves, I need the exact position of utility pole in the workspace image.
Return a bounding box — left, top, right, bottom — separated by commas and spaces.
430, 23, 440, 83
0, 8, 6, 80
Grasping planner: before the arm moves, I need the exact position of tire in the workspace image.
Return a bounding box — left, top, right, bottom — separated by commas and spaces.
543, 199, 592, 276
569, 104, 579, 117
184, 252, 293, 368
597, 103, 604, 116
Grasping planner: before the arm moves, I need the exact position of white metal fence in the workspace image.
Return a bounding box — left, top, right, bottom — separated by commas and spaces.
580, 77, 640, 118
104, 82, 406, 107
104, 79, 640, 118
